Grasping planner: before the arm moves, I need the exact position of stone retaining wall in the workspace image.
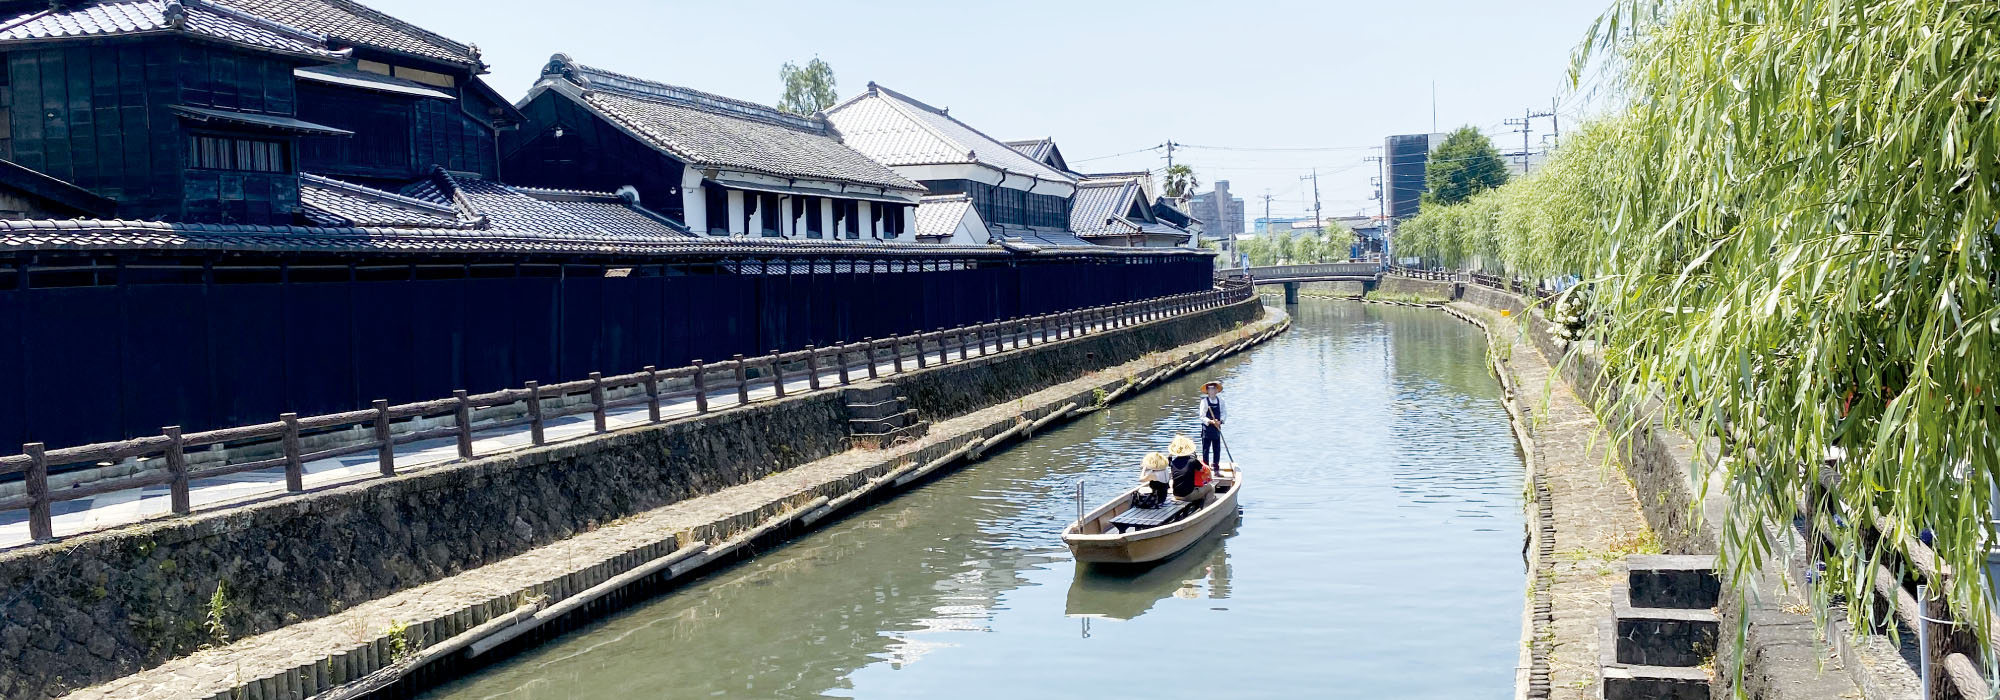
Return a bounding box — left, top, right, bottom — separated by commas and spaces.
1374, 275, 1459, 300
0, 298, 1262, 700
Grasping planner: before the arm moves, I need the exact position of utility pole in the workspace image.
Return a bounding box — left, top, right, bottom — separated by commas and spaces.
1260, 191, 1274, 235
1299, 169, 1322, 234
1365, 152, 1386, 261
1506, 107, 1555, 174
1549, 97, 1561, 145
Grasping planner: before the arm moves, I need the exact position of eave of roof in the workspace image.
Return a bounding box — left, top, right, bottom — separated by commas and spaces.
0, 158, 115, 217
173, 105, 353, 135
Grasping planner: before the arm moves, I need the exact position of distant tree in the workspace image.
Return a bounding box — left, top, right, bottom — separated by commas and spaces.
1162, 164, 1199, 200
1422, 126, 1509, 207
778, 58, 838, 115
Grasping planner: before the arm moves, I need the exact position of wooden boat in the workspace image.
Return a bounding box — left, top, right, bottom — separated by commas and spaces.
1062, 464, 1241, 566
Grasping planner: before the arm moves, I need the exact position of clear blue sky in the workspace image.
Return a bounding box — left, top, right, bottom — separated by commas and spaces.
374, 0, 1617, 225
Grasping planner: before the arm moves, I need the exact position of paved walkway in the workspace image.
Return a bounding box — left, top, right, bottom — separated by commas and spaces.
1451, 302, 1656, 700
0, 321, 1119, 550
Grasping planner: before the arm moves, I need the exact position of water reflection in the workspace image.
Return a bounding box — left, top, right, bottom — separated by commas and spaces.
1066, 518, 1236, 621
422, 300, 1525, 700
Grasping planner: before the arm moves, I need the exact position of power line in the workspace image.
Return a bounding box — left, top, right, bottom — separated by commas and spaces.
1070, 144, 1163, 163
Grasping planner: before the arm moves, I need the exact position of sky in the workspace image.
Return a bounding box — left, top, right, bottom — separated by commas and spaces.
372, 0, 1619, 227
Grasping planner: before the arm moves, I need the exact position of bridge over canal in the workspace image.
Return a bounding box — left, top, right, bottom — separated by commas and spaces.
1228, 262, 1386, 303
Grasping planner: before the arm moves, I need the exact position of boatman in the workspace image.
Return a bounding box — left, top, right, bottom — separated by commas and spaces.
1195, 380, 1225, 467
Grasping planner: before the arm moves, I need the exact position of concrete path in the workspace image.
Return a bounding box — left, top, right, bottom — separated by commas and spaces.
1450, 301, 1656, 700
0, 322, 1114, 550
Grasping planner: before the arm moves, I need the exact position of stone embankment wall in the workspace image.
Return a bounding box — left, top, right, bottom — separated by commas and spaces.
1374, 275, 1458, 300
0, 298, 1262, 699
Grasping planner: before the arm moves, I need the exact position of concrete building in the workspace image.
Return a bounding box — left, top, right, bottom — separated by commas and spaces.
1189, 181, 1244, 239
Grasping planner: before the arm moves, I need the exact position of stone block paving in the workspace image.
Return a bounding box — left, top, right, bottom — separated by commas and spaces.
1451, 302, 1659, 700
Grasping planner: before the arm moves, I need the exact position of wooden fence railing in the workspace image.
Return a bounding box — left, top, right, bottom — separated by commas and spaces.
0, 281, 1256, 543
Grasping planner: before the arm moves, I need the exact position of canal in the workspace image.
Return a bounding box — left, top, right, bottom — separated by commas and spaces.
421, 299, 1526, 699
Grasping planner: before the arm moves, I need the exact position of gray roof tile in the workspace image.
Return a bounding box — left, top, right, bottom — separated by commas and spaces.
299, 173, 469, 228
914, 194, 974, 238
0, 0, 345, 59
210, 0, 478, 66
825, 85, 1077, 183
542, 57, 922, 194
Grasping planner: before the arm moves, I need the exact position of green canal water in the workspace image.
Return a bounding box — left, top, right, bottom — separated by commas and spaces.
421, 299, 1526, 699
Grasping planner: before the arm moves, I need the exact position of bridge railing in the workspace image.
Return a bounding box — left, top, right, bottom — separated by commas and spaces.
1244, 262, 1385, 280
0, 280, 1256, 543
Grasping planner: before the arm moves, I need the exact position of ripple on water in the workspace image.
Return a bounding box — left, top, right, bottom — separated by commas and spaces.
419, 301, 1526, 700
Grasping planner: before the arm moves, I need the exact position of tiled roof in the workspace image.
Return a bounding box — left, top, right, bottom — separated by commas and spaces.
914, 194, 974, 239
992, 225, 1096, 248
210, 0, 478, 66
512, 186, 693, 238
539, 56, 921, 194
1004, 138, 1055, 162
299, 173, 470, 228
0, 217, 1197, 258
397, 169, 692, 241
0, 0, 346, 59
1070, 178, 1141, 236
825, 84, 1077, 183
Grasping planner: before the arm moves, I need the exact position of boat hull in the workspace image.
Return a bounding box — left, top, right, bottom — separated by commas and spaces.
1062, 470, 1241, 566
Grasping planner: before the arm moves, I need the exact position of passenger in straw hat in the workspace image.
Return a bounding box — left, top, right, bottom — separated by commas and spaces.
1195, 380, 1225, 467
1166, 434, 1213, 503
1137, 451, 1172, 503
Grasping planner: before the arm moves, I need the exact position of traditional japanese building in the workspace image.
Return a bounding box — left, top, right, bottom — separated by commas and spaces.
1068, 172, 1194, 248
825, 83, 1088, 246
505, 55, 925, 240
0, 0, 520, 225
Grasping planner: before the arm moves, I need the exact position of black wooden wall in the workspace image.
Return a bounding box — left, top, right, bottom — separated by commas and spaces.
1, 256, 1212, 450
1, 39, 310, 224
298, 81, 497, 182
502, 90, 686, 218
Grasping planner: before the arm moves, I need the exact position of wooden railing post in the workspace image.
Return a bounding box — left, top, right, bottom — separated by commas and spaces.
163, 426, 190, 514
24, 442, 49, 541
805, 347, 822, 390
588, 373, 608, 432
732, 356, 750, 405
976, 325, 989, 356
958, 329, 971, 360
768, 352, 786, 398
836, 345, 852, 385
691, 361, 710, 413
373, 399, 396, 473
281, 412, 305, 491
916, 333, 929, 368
452, 391, 476, 457
863, 339, 880, 379
643, 366, 662, 422
892, 337, 905, 374
524, 382, 546, 444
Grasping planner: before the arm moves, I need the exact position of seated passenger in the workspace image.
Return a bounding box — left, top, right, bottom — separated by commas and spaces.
1137, 451, 1171, 503
1166, 435, 1214, 503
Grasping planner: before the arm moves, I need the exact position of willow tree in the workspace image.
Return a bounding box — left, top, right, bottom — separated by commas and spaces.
1402, 0, 2000, 658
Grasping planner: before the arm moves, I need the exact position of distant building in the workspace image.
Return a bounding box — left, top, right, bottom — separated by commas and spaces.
1250, 216, 1313, 236
1384, 133, 1449, 220
1189, 181, 1245, 238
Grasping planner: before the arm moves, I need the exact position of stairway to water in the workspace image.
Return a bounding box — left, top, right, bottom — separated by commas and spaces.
1600, 555, 1720, 700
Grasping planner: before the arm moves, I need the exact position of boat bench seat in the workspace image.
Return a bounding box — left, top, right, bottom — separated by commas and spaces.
1108, 500, 1196, 532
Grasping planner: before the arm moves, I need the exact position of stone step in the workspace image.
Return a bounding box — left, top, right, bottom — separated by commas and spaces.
846, 397, 909, 420
1627, 554, 1720, 610
842, 383, 900, 406
849, 410, 917, 435
1601, 665, 1710, 700
850, 420, 931, 450
1612, 605, 1719, 668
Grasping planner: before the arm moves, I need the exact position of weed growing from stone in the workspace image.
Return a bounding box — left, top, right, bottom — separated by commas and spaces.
202, 580, 231, 647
